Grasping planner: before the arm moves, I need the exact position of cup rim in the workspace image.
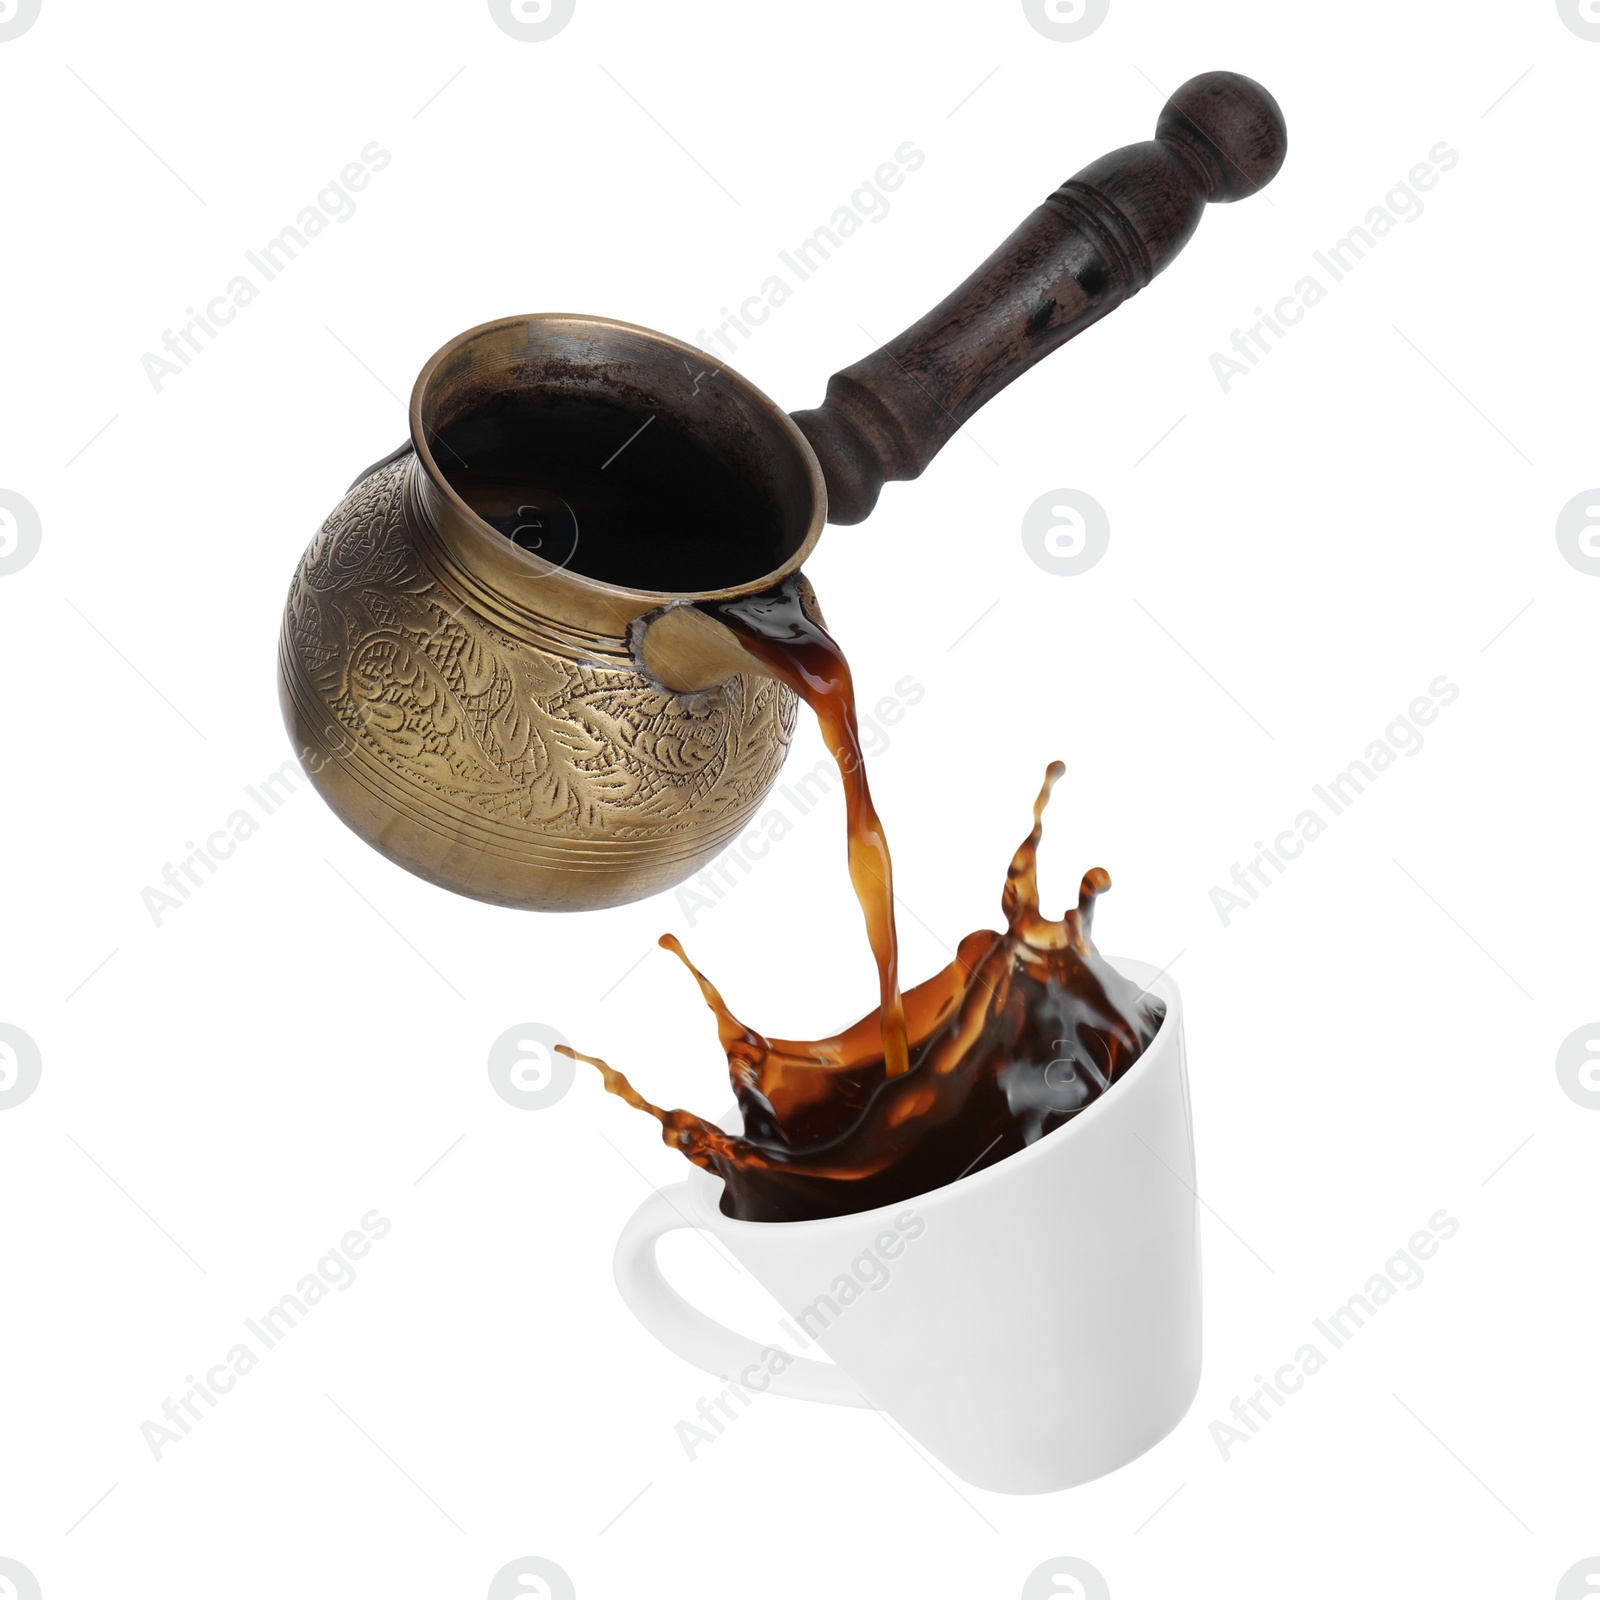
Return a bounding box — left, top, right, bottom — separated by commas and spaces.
407, 312, 828, 605
683, 954, 1181, 1237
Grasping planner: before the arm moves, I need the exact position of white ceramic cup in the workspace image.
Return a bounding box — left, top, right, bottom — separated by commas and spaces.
614, 957, 1198, 1494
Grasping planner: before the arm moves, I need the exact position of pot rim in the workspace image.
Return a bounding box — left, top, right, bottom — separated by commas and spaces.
407, 312, 828, 605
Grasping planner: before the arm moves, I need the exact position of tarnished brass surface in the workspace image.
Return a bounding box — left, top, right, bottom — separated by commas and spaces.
279, 314, 826, 911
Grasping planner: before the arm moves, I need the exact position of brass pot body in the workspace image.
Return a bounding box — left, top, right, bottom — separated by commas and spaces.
278, 315, 826, 911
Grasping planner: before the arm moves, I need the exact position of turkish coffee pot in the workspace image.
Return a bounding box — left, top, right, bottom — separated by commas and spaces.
279, 71, 1285, 910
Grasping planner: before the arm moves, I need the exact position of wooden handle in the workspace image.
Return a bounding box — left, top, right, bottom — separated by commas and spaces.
790, 70, 1287, 524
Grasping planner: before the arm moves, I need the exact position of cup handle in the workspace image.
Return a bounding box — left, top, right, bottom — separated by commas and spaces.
614, 1184, 874, 1409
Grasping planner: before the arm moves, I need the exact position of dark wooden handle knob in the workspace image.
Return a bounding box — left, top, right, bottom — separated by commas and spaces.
790, 70, 1287, 524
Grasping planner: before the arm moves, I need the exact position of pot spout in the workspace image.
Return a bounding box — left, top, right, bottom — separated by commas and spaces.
630, 601, 770, 695
630, 573, 826, 694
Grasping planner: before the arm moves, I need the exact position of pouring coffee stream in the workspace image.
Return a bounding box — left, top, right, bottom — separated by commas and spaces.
280, 71, 1286, 913
699, 582, 910, 1080
560, 759, 1166, 1223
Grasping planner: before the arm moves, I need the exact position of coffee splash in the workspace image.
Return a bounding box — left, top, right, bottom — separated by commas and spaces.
562, 762, 1165, 1223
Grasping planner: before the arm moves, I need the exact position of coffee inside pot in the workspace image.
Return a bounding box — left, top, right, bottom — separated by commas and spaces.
433, 390, 791, 593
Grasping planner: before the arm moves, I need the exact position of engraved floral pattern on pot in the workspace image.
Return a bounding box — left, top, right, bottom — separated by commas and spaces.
283, 457, 797, 843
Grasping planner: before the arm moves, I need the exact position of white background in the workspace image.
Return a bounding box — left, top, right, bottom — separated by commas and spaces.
2, 1, 1597, 1596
